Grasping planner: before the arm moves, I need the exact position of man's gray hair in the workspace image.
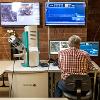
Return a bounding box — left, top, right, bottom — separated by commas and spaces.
68, 35, 81, 47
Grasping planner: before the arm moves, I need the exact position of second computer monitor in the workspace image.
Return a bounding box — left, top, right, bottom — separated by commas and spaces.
80, 42, 99, 56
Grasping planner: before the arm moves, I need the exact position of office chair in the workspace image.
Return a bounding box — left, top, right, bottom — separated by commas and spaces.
63, 74, 92, 100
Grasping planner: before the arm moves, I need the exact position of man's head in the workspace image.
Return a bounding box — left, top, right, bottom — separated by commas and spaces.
68, 35, 81, 48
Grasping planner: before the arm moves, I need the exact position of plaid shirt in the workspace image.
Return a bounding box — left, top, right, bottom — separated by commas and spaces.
58, 47, 94, 80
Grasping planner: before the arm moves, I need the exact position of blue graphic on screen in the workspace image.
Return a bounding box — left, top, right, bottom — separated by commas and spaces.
80, 42, 99, 56
45, 2, 86, 25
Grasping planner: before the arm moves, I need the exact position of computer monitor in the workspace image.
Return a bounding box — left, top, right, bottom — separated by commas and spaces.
49, 41, 99, 56
80, 42, 99, 56
49, 41, 69, 54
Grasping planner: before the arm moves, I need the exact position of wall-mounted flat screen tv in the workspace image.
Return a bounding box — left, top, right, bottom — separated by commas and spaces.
45, 2, 86, 25
1, 2, 40, 26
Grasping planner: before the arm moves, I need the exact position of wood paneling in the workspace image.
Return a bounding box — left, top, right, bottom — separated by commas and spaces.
87, 0, 100, 65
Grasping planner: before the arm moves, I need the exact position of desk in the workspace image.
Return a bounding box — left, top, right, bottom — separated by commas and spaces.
0, 60, 99, 98
48, 61, 100, 72
0, 61, 13, 75
6, 60, 48, 98
0, 60, 49, 98
48, 61, 100, 99
0, 98, 67, 100
0, 61, 14, 87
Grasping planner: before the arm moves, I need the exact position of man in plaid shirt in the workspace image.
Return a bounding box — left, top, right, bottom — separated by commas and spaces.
55, 35, 94, 97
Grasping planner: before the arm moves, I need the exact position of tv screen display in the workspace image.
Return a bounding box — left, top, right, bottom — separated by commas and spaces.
1, 2, 40, 25
45, 2, 86, 25
80, 42, 99, 56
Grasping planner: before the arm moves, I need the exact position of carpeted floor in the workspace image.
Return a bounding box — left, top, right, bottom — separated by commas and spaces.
0, 80, 9, 98
0, 87, 9, 97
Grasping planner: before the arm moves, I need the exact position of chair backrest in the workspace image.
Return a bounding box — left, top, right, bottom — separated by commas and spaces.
64, 74, 91, 92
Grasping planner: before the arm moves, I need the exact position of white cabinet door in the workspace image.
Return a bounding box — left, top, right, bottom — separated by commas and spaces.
8, 72, 48, 97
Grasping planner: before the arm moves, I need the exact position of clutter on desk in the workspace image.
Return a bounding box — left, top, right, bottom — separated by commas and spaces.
39, 62, 49, 67
39, 60, 49, 67
48, 58, 55, 63
48, 58, 58, 66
